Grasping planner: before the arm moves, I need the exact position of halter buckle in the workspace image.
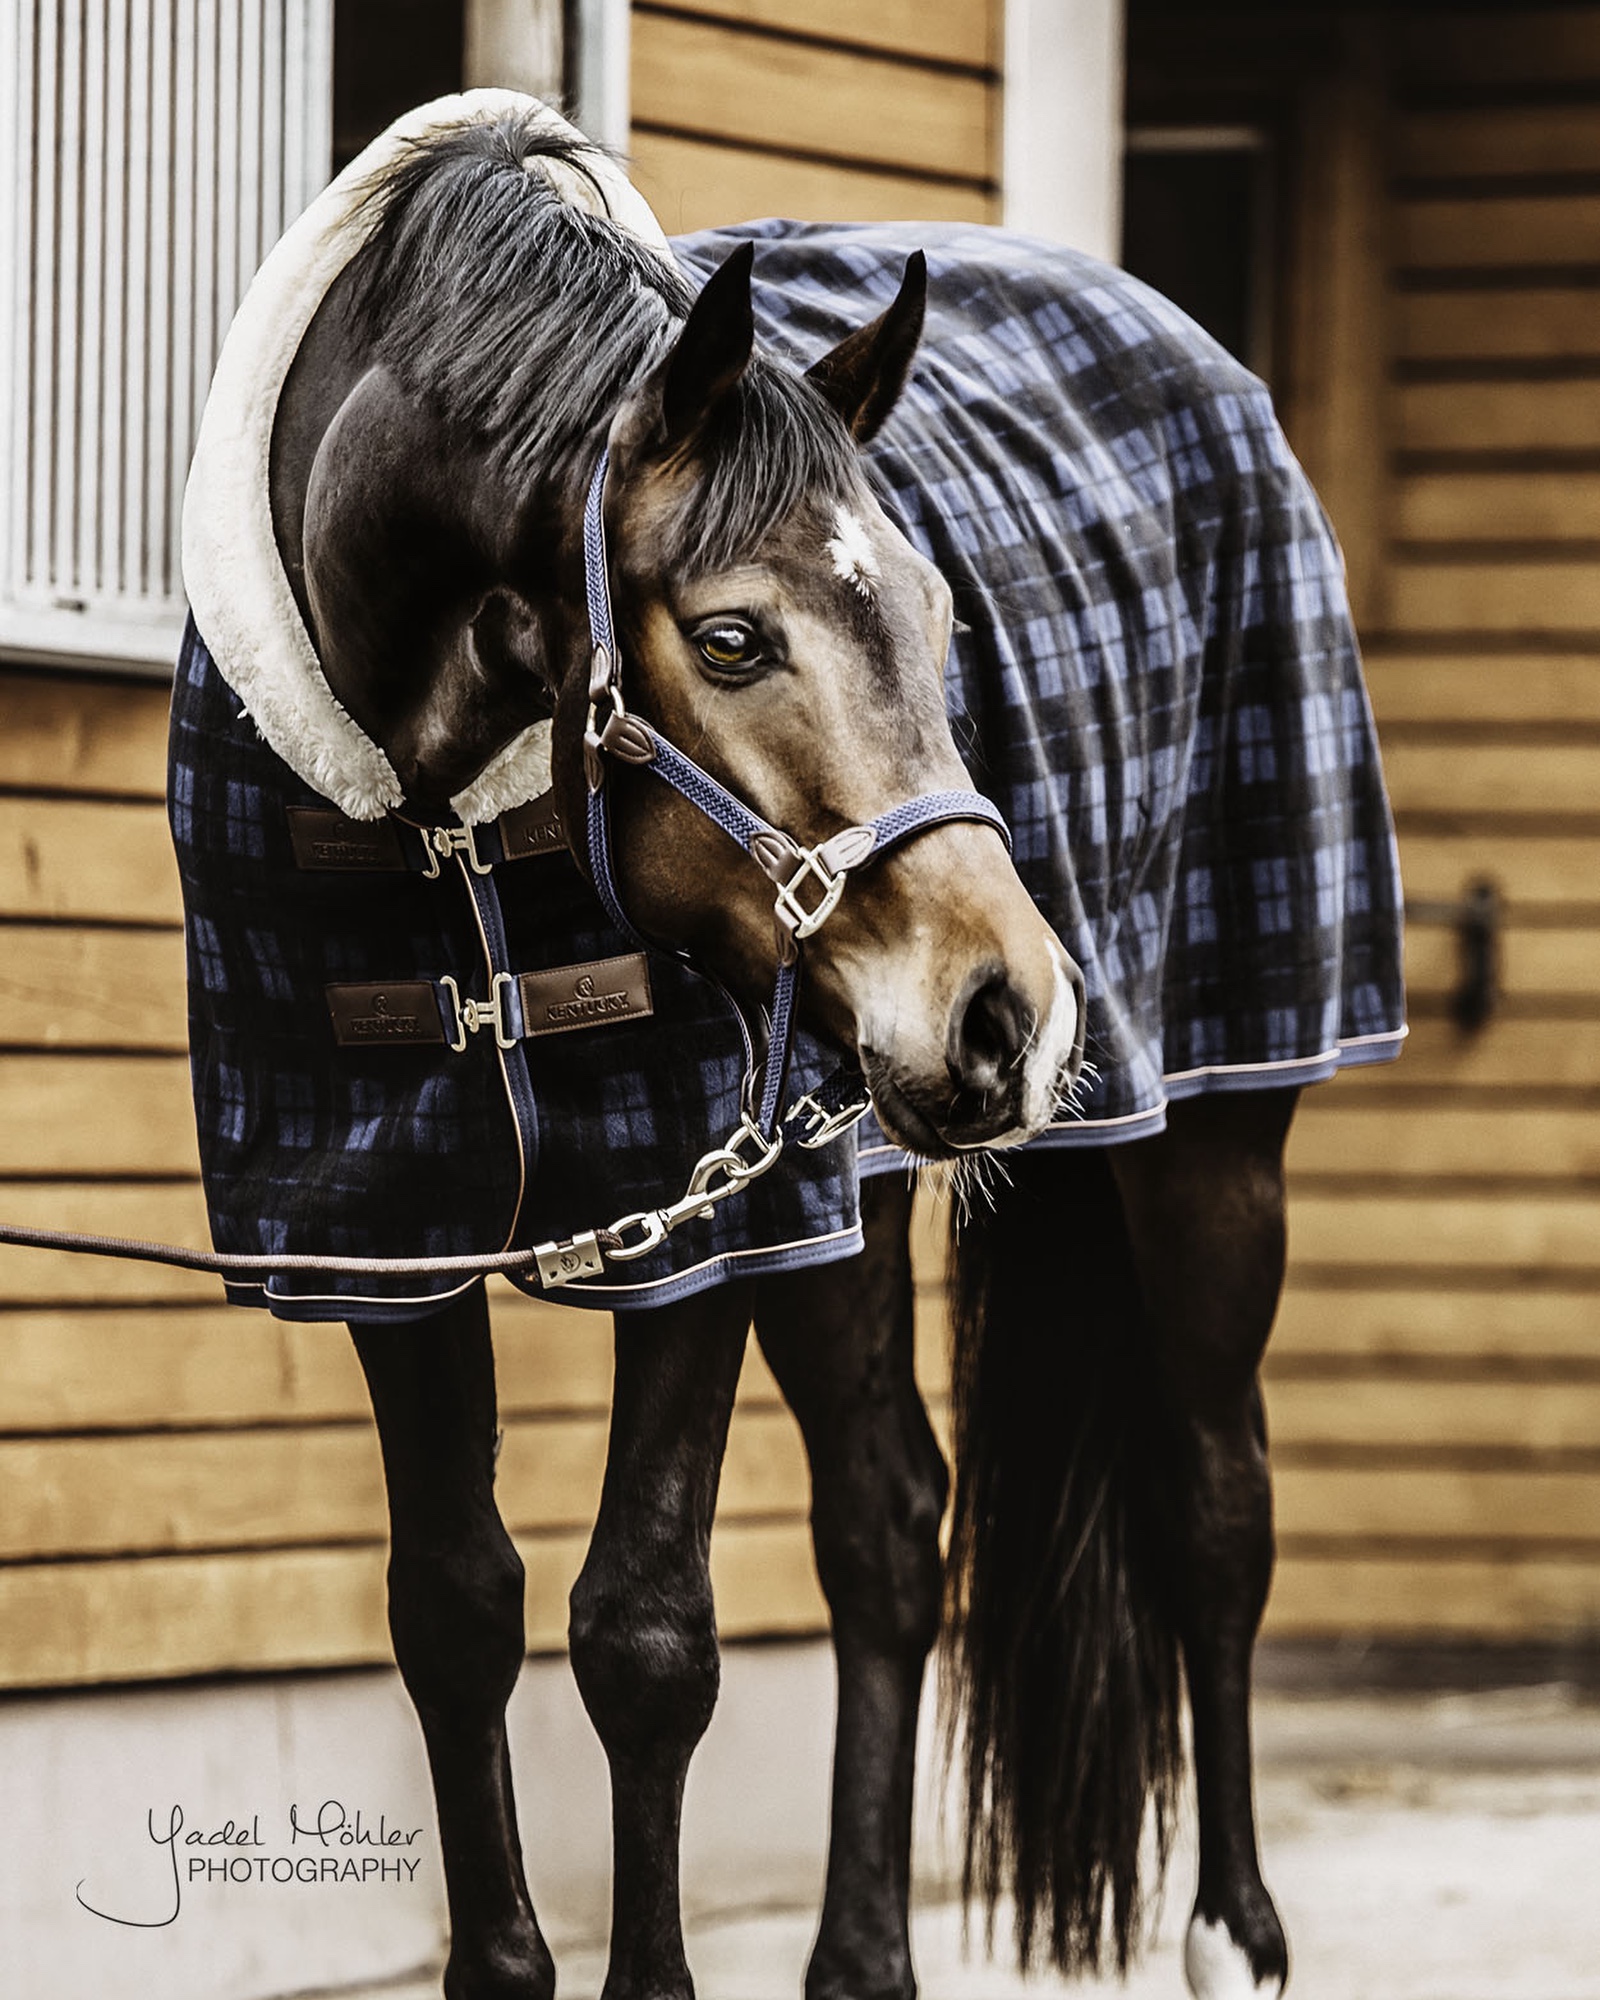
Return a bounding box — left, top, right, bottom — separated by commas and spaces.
774, 847, 851, 945
421, 824, 493, 880
440, 972, 518, 1052
784, 1082, 873, 1149
584, 655, 627, 793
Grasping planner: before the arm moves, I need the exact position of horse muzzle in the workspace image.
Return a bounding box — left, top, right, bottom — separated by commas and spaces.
860, 939, 1087, 1158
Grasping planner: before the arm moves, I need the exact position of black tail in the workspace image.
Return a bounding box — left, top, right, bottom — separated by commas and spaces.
944, 1147, 1181, 1975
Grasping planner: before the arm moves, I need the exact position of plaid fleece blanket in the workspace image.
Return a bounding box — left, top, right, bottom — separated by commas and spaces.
172, 222, 1404, 1319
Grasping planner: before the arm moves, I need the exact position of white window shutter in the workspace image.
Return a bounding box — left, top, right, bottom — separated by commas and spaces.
1, 0, 332, 673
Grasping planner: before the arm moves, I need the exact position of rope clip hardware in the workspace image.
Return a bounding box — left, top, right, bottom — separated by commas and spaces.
784, 1083, 873, 1150
542, 1113, 786, 1278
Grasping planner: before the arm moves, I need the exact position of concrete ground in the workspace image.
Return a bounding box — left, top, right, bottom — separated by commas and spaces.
326, 1670, 1600, 2000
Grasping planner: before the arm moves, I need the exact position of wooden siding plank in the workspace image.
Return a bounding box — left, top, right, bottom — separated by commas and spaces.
0, 924, 188, 1048
1384, 556, 1600, 632
0, 675, 170, 794
1288, 1192, 1600, 1275
1268, 1376, 1600, 1453
0, 1543, 394, 1684
1404, 924, 1600, 1004
1398, 291, 1600, 365
708, 1516, 825, 1636
1392, 474, 1600, 552
628, 129, 996, 235
5, 1532, 1593, 1686
1264, 1555, 1600, 1640
636, 0, 997, 70
1397, 10, 1600, 89
0, 1181, 222, 1301
1275, 1466, 1600, 1542
1389, 559, 1600, 633
0, 1053, 200, 1173
0, 797, 180, 922
0, 1308, 375, 1431
1364, 653, 1600, 726
9, 1411, 1592, 1566
1383, 741, 1600, 815
1288, 1100, 1600, 1179
1398, 379, 1600, 455
0, 1405, 812, 1560
631, 13, 993, 183
1399, 833, 1600, 911
1333, 1017, 1600, 1090
1396, 107, 1600, 182
1396, 192, 1600, 270
0, 1516, 822, 1687
0, 1292, 777, 1433
1272, 1284, 1600, 1364
1394, 472, 1600, 545
0, 1424, 389, 1558
0, 1296, 624, 1433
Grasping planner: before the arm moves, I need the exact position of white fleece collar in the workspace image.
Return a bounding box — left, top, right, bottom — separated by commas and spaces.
182, 90, 676, 823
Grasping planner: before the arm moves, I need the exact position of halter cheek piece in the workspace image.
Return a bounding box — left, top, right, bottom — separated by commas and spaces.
527, 449, 1011, 1281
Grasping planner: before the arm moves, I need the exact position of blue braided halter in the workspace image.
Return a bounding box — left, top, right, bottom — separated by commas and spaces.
578, 447, 1013, 1146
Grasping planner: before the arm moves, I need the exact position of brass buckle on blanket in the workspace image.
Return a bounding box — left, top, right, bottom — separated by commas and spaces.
422, 825, 494, 879
439, 973, 518, 1052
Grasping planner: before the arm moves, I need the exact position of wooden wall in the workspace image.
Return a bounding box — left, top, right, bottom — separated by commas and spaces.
626, 0, 1000, 233
1124, 1, 1600, 1643
1293, 6, 1600, 1639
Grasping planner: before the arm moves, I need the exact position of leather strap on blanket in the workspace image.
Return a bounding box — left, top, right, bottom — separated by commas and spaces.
287, 795, 568, 874
325, 954, 655, 1049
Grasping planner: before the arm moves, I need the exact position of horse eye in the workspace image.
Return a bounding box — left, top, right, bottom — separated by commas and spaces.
692, 619, 760, 671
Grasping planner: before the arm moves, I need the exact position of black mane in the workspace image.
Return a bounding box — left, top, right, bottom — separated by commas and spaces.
344, 111, 855, 570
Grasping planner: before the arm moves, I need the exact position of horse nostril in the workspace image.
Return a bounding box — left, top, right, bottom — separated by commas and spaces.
948, 965, 1032, 1096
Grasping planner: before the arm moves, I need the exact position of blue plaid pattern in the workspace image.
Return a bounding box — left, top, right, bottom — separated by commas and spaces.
676, 222, 1405, 1156
173, 221, 1403, 1319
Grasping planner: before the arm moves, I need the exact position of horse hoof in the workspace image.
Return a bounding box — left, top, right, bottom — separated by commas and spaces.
1184, 1906, 1288, 2000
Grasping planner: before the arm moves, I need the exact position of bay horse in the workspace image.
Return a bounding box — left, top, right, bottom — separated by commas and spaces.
173, 92, 1404, 2000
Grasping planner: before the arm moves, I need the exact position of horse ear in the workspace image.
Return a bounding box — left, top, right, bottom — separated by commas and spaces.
660, 241, 757, 448
805, 251, 926, 443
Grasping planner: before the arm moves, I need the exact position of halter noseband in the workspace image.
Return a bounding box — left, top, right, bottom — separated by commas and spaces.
543, 448, 1011, 1278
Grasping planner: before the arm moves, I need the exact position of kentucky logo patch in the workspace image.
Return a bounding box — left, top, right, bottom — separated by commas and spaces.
519, 955, 653, 1035
326, 982, 446, 1046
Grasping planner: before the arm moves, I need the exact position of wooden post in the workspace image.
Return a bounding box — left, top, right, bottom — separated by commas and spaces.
1278, 15, 1391, 632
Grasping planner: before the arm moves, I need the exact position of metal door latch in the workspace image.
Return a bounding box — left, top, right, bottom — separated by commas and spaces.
1404, 876, 1500, 1031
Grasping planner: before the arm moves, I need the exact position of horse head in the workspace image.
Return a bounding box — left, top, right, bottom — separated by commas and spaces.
562, 244, 1085, 1157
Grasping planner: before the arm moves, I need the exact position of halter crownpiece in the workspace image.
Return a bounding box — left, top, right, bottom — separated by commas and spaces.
527, 448, 1015, 1284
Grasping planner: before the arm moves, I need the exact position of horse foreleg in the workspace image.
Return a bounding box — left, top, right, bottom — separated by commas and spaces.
351, 1284, 552, 2000
752, 1174, 946, 2000
568, 1278, 755, 2000
1109, 1088, 1299, 2000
